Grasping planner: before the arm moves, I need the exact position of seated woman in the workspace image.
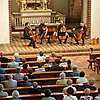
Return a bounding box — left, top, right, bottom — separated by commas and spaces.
21, 63, 28, 73
62, 87, 78, 100
41, 89, 56, 100
49, 52, 57, 60
66, 59, 72, 70
44, 57, 52, 67
35, 63, 45, 72
56, 72, 67, 85
10, 90, 21, 100
14, 53, 21, 62
37, 51, 46, 61
60, 57, 67, 68
70, 65, 80, 77
80, 88, 93, 100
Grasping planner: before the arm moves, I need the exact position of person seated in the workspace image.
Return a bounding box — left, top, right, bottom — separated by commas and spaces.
0, 64, 6, 74
56, 72, 67, 85
62, 87, 78, 100
44, 57, 52, 67
0, 84, 8, 97
4, 75, 17, 88
21, 63, 28, 73
41, 89, 56, 100
63, 79, 77, 92
14, 67, 24, 80
94, 88, 100, 100
50, 59, 64, 71
7, 58, 19, 68
37, 51, 46, 61
80, 88, 93, 100
0, 74, 5, 81
10, 90, 22, 100
29, 82, 42, 94
60, 57, 67, 68
84, 78, 96, 90
27, 68, 37, 79
0, 51, 8, 63
70, 65, 80, 77
66, 59, 72, 70
76, 71, 88, 84
21, 76, 32, 86
49, 52, 57, 60
14, 53, 21, 62
35, 63, 45, 72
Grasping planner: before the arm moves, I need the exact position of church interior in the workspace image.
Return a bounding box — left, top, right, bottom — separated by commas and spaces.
0, 0, 100, 100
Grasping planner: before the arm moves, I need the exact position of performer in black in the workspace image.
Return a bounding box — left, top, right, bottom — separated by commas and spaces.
23, 22, 37, 48
58, 20, 68, 44
39, 20, 50, 44
73, 22, 87, 46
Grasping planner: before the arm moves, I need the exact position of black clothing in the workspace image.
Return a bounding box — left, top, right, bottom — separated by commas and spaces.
84, 85, 96, 90
39, 23, 50, 44
58, 24, 68, 44
27, 74, 37, 79
23, 27, 36, 48
29, 88, 42, 94
50, 65, 64, 71
0, 57, 8, 63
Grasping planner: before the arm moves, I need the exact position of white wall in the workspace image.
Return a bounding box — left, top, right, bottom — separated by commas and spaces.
83, 0, 87, 23
0, 0, 10, 44
91, 0, 100, 38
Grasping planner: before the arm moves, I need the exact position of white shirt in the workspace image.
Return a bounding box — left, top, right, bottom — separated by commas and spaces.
0, 91, 8, 97
62, 95, 78, 100
80, 96, 93, 100
35, 68, 45, 72
4, 79, 17, 88
63, 85, 77, 92
77, 77, 88, 84
94, 94, 100, 100
14, 73, 24, 80
37, 56, 46, 61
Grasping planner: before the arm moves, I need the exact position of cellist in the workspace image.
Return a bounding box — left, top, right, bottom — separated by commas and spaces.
73, 22, 87, 46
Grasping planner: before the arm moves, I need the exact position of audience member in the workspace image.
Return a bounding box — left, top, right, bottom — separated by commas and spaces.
80, 88, 93, 100
0, 51, 8, 63
4, 75, 17, 88
0, 63, 6, 74
35, 63, 45, 72
41, 89, 56, 100
70, 65, 80, 77
14, 67, 24, 80
10, 90, 22, 100
63, 79, 77, 92
49, 52, 57, 60
50, 59, 64, 71
60, 57, 67, 68
62, 87, 78, 100
0, 84, 8, 97
27, 68, 37, 79
14, 53, 21, 62
29, 82, 42, 94
21, 63, 28, 73
44, 57, 52, 67
37, 51, 46, 61
21, 76, 32, 86
0, 74, 5, 81
7, 58, 19, 68
84, 78, 96, 90
94, 88, 100, 100
56, 72, 67, 84
66, 59, 72, 70
76, 71, 88, 84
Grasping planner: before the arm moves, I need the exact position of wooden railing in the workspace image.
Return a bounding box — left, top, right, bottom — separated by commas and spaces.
12, 12, 66, 29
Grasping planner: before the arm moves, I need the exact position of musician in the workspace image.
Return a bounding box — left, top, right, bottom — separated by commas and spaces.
39, 20, 50, 44
73, 22, 87, 46
23, 22, 37, 48
58, 20, 68, 44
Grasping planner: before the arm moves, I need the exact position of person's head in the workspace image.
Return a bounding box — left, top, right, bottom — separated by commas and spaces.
60, 20, 64, 24
14, 53, 19, 58
84, 88, 90, 95
0, 84, 4, 91
67, 79, 73, 85
67, 60, 71, 65
44, 89, 52, 97
45, 57, 49, 63
39, 51, 43, 56
0, 51, 4, 57
89, 78, 95, 85
72, 65, 78, 72
98, 88, 100, 94
62, 57, 66, 62
28, 68, 33, 74
41, 19, 45, 24
80, 22, 84, 26
67, 87, 74, 95
25, 22, 29, 27
23, 64, 28, 69
80, 71, 85, 77
21, 58, 26, 63
12, 90, 20, 99
16, 67, 21, 73
33, 82, 38, 89
38, 62, 43, 68
51, 52, 56, 57
89, 48, 93, 53
23, 76, 28, 82
55, 58, 60, 65
8, 75, 13, 80
60, 72, 66, 79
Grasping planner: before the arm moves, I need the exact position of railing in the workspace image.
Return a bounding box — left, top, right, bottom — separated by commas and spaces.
12, 12, 66, 29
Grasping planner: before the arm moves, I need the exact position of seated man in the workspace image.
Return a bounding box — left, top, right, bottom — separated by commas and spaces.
23, 22, 37, 48
14, 53, 21, 62
39, 19, 50, 44
35, 63, 45, 72
94, 88, 100, 100
37, 51, 46, 61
